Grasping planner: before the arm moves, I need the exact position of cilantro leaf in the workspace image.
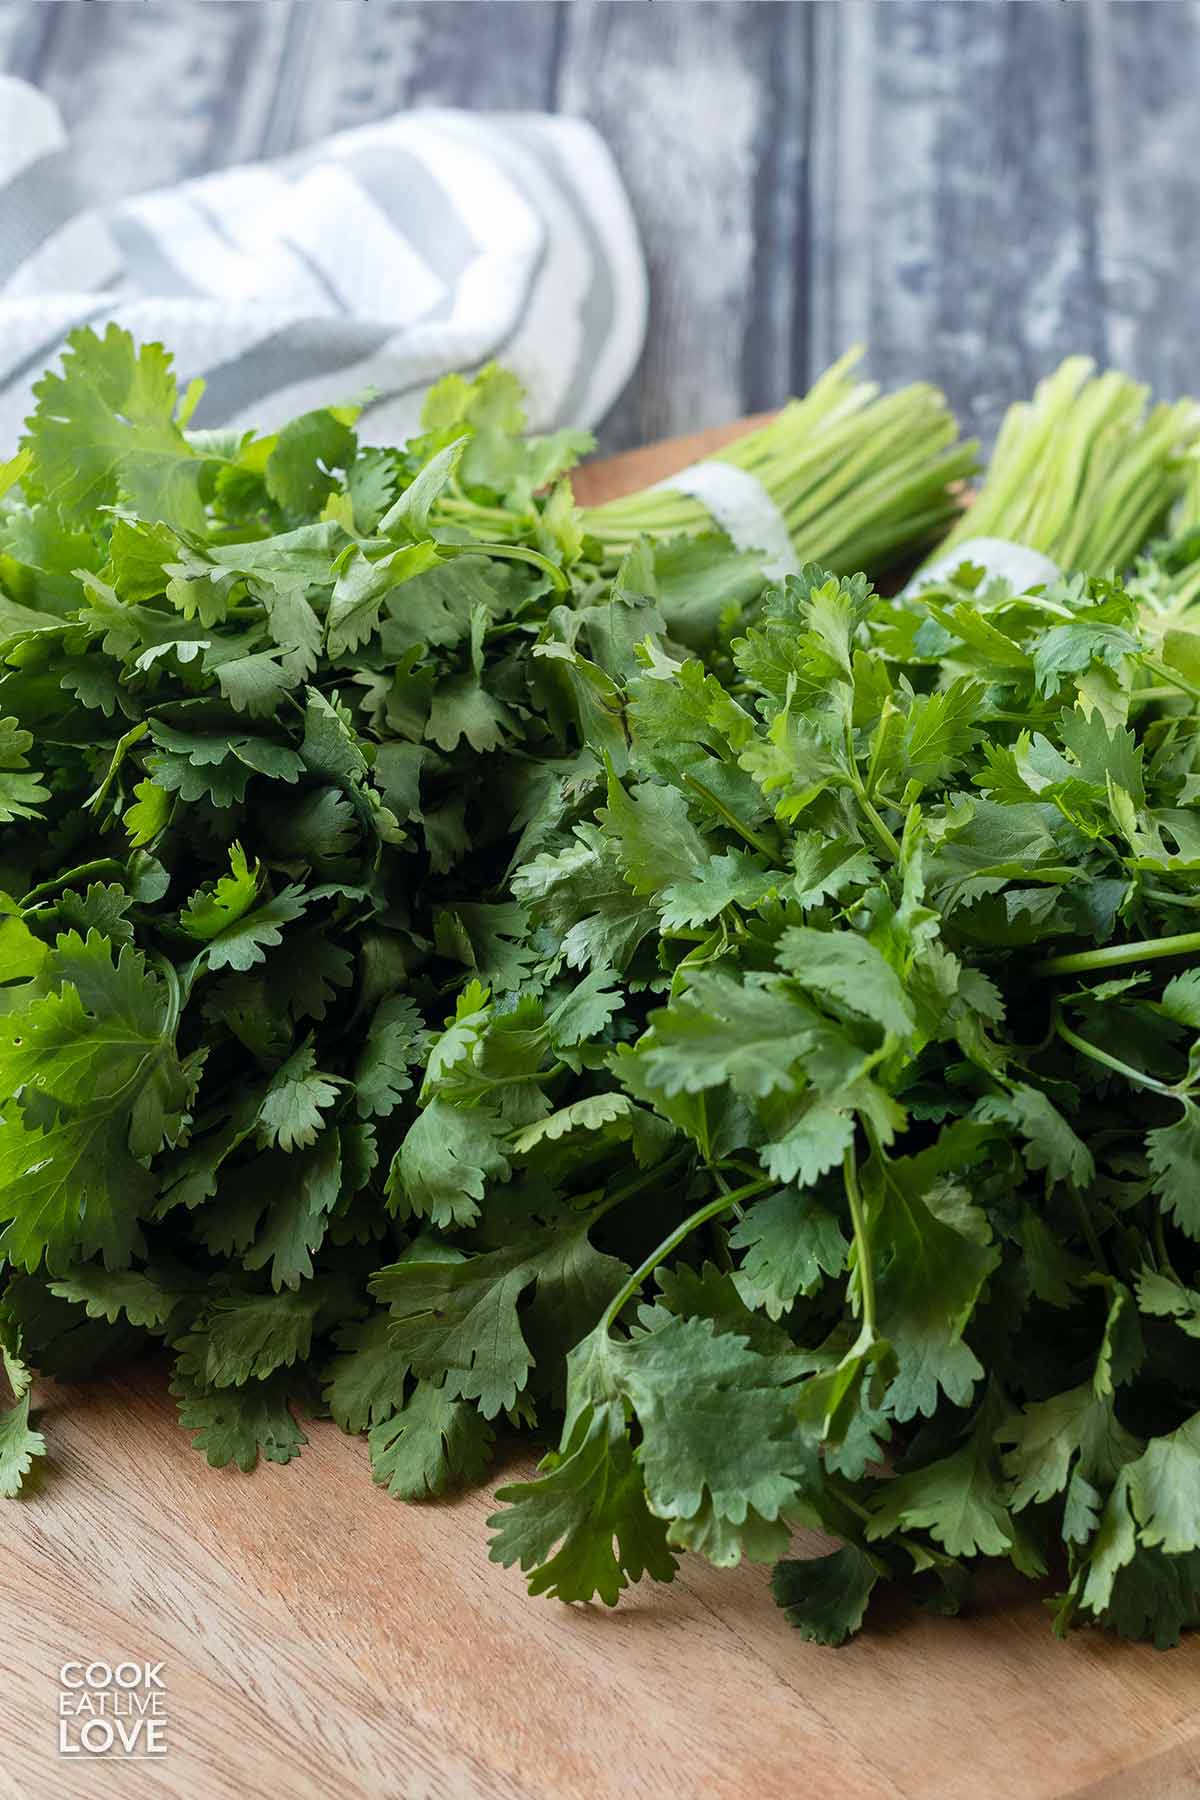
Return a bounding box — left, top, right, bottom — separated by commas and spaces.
627, 970, 857, 1101
866, 1408, 1038, 1568
0, 934, 186, 1269
323, 1311, 410, 1433
772, 1546, 879, 1647
389, 1100, 510, 1230
0, 716, 49, 824
777, 927, 915, 1039
371, 1243, 538, 1418
869, 1163, 999, 1420
658, 849, 777, 930
8, 323, 1200, 1653
731, 1187, 848, 1319
179, 842, 261, 942
243, 1131, 342, 1291
1126, 1414, 1200, 1555
353, 995, 424, 1120
490, 1402, 677, 1605
0, 1391, 46, 1496
173, 1370, 307, 1472
369, 1379, 494, 1499
25, 324, 206, 531
195, 885, 308, 974
47, 1266, 181, 1329
176, 1289, 321, 1388
372, 1216, 624, 1420
1147, 1099, 1200, 1238
256, 1046, 341, 1154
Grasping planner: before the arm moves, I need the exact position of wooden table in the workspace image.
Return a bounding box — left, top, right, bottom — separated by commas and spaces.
7, 428, 1200, 1800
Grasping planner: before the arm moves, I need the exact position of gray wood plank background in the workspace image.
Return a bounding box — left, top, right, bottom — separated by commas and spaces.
2, 0, 1198, 456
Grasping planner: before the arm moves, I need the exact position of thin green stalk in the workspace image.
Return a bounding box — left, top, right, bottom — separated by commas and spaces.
1067, 1181, 1109, 1274
589, 1147, 693, 1228
493, 1063, 567, 1093
708, 1170, 740, 1266
152, 953, 183, 1038
679, 773, 777, 861
1152, 1210, 1182, 1285
712, 1167, 749, 1225
843, 735, 900, 862
840, 710, 900, 860
856, 789, 901, 862
599, 1174, 772, 1332
1140, 656, 1200, 705
1037, 931, 1200, 977
445, 543, 569, 592
1143, 887, 1200, 911
1053, 1012, 1176, 1096
864, 700, 900, 799
843, 1145, 876, 1335
802, 429, 968, 546
827, 501, 960, 566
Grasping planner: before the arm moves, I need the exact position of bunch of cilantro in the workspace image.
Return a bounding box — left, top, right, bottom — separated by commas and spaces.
4, 326, 1200, 1654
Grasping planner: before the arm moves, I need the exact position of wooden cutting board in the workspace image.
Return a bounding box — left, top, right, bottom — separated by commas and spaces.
5, 428, 1200, 1800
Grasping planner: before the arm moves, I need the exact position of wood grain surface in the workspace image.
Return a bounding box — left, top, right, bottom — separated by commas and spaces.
6, 429, 1200, 1800
4, 1, 1200, 457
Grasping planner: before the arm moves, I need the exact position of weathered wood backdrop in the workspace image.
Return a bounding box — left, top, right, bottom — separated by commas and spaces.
0, 0, 1196, 454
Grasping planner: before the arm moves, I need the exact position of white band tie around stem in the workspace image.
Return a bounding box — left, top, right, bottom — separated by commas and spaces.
653, 459, 799, 580
905, 535, 1061, 597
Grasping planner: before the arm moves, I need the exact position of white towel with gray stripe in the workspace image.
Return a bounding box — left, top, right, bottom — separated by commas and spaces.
0, 76, 647, 445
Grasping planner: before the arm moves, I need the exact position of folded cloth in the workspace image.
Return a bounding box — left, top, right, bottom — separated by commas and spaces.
0, 76, 646, 445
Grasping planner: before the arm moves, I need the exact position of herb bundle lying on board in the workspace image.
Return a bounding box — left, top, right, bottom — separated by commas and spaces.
578, 348, 977, 573
4, 328, 1200, 1652
925, 355, 1199, 574
425, 344, 979, 586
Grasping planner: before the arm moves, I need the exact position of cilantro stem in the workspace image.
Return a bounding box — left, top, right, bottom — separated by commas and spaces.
588, 1147, 692, 1226
1036, 930, 1200, 977
495, 1063, 566, 1092
830, 1486, 934, 1568
1052, 1012, 1176, 1096
843, 715, 900, 860
679, 774, 777, 861
152, 953, 183, 1038
1131, 686, 1191, 705
713, 1166, 748, 1224
1067, 1179, 1109, 1272
986, 709, 1061, 726
864, 699, 899, 798
1140, 656, 1200, 705
1152, 1210, 1182, 1285
853, 784, 901, 862
1143, 887, 1200, 911
726, 1156, 766, 1186
583, 361, 975, 578
444, 543, 569, 593
843, 1146, 877, 1335
599, 1174, 771, 1332
20, 858, 127, 909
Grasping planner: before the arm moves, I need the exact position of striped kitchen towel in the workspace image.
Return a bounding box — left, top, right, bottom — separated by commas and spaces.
0, 77, 647, 445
